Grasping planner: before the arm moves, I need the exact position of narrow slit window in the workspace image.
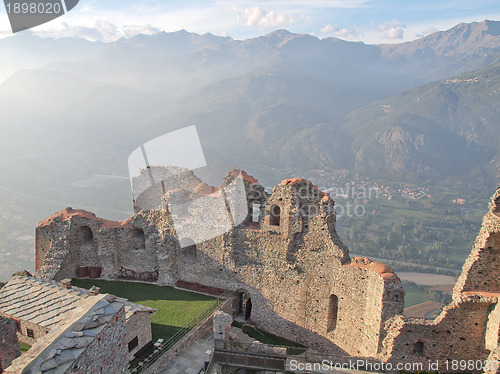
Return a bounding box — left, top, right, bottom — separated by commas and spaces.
327, 294, 338, 332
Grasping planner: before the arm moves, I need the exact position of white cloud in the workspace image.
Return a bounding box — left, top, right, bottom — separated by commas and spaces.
30, 20, 161, 42
335, 26, 361, 38
320, 23, 360, 39
232, 6, 294, 29
320, 24, 339, 33
384, 27, 404, 39
378, 20, 406, 39
218, 0, 370, 9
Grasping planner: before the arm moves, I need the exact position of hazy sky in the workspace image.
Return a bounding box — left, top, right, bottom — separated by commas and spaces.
0, 0, 499, 43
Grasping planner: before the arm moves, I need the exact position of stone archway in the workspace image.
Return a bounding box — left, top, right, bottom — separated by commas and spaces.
237, 292, 252, 320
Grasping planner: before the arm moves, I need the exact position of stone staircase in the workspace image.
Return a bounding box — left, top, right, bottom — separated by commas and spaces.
225, 326, 376, 374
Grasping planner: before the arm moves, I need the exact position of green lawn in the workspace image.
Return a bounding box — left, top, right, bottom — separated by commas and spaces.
71, 279, 216, 342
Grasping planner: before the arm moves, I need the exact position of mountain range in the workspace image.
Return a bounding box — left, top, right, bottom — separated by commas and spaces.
0, 20, 499, 216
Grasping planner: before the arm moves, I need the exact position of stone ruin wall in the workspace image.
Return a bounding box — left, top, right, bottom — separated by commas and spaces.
68, 307, 128, 374
0, 317, 21, 371
485, 302, 500, 354
453, 205, 500, 297
35, 169, 500, 368
0, 309, 49, 346
380, 188, 500, 372
35, 169, 404, 360
381, 297, 495, 369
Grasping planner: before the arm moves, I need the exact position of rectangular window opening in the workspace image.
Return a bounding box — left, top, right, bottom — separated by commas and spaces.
128, 336, 139, 352
27, 329, 34, 339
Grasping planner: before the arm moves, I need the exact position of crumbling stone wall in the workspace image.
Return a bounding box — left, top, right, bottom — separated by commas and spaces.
15, 319, 48, 346
454, 190, 500, 297
36, 169, 401, 359
68, 307, 128, 374
0, 316, 21, 372
37, 169, 500, 368
381, 296, 494, 372
485, 302, 500, 352
380, 188, 500, 372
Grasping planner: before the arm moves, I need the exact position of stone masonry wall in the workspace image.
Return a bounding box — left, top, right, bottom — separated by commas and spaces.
36, 169, 500, 369
0, 316, 21, 372
485, 302, 500, 352
382, 297, 494, 372
34, 169, 405, 359
68, 307, 128, 374
126, 311, 153, 361
454, 191, 500, 298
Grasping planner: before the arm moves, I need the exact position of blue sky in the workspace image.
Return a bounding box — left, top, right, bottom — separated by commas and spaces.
1, 0, 499, 43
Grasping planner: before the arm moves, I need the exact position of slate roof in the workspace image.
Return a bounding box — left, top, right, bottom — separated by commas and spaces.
6, 293, 124, 374
0, 276, 155, 329
1, 276, 156, 374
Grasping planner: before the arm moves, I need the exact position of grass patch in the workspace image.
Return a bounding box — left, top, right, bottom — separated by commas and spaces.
72, 279, 216, 342
19, 342, 31, 352
403, 283, 428, 308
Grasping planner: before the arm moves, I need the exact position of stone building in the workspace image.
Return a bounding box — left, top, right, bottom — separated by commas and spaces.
34, 167, 500, 372
4, 291, 129, 373
0, 316, 21, 373
0, 276, 155, 363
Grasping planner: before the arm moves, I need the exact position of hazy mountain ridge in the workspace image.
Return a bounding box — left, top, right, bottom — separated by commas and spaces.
0, 33, 104, 82
0, 20, 499, 277
381, 20, 500, 59
0, 20, 499, 194
378, 20, 500, 82
345, 62, 500, 181
33, 21, 500, 94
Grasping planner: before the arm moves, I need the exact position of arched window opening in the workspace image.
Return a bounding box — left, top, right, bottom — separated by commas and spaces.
414, 341, 424, 355
237, 292, 252, 320
270, 205, 281, 226
327, 294, 338, 332
130, 229, 145, 250
75, 226, 101, 276
78, 226, 94, 245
